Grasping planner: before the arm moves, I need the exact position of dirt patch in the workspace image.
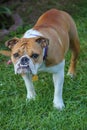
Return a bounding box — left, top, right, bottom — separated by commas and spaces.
0, 0, 80, 40
1, 0, 50, 25
1, 0, 79, 25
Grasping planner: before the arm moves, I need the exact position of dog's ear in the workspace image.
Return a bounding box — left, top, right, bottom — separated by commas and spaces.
36, 37, 49, 48
5, 37, 19, 49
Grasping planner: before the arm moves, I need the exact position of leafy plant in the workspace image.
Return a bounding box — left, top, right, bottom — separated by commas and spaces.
0, 6, 11, 15
0, 6, 14, 29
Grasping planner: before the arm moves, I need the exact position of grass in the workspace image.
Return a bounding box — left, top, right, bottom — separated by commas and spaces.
0, 1, 87, 130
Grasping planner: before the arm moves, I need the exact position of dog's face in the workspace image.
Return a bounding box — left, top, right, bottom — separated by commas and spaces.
6, 37, 49, 74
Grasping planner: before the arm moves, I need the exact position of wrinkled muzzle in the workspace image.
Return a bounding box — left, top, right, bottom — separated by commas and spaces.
14, 55, 38, 74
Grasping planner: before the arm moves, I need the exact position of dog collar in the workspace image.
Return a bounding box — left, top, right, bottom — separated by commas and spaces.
43, 46, 48, 60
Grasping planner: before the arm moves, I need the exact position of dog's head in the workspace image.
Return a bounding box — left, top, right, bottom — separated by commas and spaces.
4, 37, 49, 74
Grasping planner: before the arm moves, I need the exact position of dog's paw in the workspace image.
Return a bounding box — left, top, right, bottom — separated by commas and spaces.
67, 71, 75, 78
53, 100, 65, 110
26, 92, 36, 101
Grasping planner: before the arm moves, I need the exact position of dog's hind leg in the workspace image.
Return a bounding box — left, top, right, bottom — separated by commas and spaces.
68, 22, 80, 77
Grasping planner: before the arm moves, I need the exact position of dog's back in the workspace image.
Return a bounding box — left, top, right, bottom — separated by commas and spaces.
34, 9, 80, 76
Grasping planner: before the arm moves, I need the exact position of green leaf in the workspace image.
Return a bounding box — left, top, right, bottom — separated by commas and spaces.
0, 6, 12, 15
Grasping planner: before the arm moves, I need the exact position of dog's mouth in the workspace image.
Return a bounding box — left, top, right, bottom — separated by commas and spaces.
16, 64, 32, 74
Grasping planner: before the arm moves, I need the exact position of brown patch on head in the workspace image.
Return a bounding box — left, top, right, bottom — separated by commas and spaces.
10, 37, 44, 64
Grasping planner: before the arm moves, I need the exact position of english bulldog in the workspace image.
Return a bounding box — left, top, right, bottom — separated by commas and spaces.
0, 9, 80, 110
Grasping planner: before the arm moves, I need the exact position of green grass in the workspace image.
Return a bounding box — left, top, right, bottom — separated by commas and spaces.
0, 1, 87, 130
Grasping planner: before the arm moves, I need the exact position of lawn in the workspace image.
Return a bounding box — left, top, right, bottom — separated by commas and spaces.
0, 0, 87, 130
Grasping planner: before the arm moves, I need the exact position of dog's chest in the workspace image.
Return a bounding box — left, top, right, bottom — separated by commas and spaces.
38, 60, 65, 73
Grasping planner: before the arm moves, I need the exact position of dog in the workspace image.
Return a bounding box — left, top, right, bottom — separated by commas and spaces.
0, 9, 80, 110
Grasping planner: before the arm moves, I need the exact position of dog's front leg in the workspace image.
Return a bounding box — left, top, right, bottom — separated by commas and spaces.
22, 74, 36, 100
53, 64, 65, 110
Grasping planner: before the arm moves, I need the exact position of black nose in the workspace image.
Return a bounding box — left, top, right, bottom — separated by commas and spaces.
21, 57, 29, 65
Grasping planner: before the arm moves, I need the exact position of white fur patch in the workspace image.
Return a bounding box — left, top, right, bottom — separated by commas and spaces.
23, 29, 43, 38
57, 35, 63, 47
38, 60, 65, 74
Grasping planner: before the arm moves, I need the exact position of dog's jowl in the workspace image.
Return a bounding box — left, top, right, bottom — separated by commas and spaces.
0, 9, 80, 110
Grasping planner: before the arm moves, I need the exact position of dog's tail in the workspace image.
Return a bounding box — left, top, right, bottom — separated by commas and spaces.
0, 50, 11, 56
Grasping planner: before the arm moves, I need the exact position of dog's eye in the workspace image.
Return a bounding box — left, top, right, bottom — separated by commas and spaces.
13, 53, 19, 58
31, 53, 39, 59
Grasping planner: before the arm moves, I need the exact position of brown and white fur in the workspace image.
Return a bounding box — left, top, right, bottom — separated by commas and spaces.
0, 9, 80, 110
